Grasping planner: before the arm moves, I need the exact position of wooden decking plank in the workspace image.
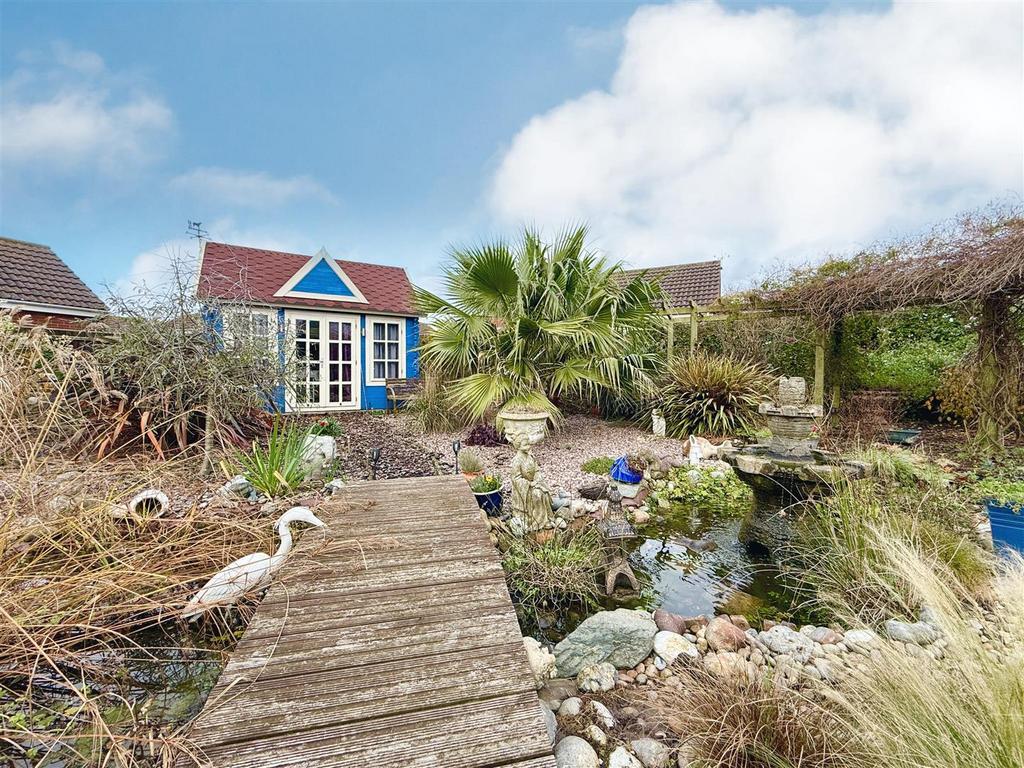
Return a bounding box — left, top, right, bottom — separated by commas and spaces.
196, 691, 554, 768
184, 475, 553, 768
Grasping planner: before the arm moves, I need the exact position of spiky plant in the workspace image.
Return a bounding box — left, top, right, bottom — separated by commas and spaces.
413, 227, 665, 421
234, 420, 310, 497
658, 351, 773, 437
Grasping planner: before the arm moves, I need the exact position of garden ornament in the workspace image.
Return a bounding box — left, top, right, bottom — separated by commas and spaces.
509, 434, 555, 533
182, 507, 326, 620
687, 435, 702, 466
651, 408, 666, 438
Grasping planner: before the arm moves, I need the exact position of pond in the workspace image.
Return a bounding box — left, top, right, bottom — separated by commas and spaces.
3, 626, 231, 767
531, 496, 813, 642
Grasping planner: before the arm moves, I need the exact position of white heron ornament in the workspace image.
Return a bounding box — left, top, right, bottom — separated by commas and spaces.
182, 506, 325, 620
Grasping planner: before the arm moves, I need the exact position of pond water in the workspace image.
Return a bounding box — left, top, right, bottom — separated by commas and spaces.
532, 497, 812, 642
5, 627, 230, 767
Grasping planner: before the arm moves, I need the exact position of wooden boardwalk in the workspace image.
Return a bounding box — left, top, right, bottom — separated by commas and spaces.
185, 475, 556, 768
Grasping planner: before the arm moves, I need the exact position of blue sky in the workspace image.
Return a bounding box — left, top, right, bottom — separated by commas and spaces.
1, 1, 1020, 298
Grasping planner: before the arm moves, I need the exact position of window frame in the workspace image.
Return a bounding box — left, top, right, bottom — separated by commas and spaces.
366, 315, 406, 385
222, 307, 276, 353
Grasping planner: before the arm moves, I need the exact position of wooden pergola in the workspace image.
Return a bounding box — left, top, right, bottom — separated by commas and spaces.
666, 208, 1024, 450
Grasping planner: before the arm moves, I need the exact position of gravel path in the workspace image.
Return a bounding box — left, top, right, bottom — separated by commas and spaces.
401, 413, 690, 493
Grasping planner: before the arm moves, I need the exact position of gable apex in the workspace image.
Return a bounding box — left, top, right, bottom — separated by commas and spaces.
273, 247, 369, 304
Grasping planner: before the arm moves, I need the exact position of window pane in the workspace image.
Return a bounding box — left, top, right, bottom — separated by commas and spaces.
309, 385, 320, 403
309, 320, 320, 339
374, 361, 385, 379
329, 345, 339, 361
342, 345, 352, 362
373, 323, 385, 341
309, 342, 320, 361
296, 384, 307, 402
329, 384, 339, 402
295, 342, 306, 360
342, 323, 352, 341
342, 384, 352, 402
295, 319, 306, 338
253, 315, 268, 338
309, 363, 320, 382
387, 342, 399, 360
328, 322, 339, 340
373, 341, 385, 359
387, 323, 399, 341
329, 363, 339, 382
387, 361, 399, 379
342, 363, 352, 382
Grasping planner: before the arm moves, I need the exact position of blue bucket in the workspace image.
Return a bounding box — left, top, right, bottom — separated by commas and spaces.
985, 499, 1024, 555
474, 489, 504, 516
610, 456, 643, 484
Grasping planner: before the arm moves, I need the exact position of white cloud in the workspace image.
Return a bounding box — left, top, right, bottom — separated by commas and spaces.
168, 167, 337, 209
1, 43, 173, 173
491, 0, 1024, 286
112, 218, 312, 298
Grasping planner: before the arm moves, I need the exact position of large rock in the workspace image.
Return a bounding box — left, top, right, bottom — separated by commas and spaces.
705, 616, 748, 652
631, 738, 672, 768
653, 630, 699, 665
883, 619, 940, 646
554, 736, 599, 768
554, 609, 657, 677
523, 636, 557, 688
759, 624, 815, 663
844, 628, 881, 655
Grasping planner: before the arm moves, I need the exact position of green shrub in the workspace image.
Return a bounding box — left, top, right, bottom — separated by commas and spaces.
500, 526, 604, 614
580, 456, 615, 475
458, 449, 484, 474
970, 477, 1024, 510
469, 472, 501, 493
234, 421, 310, 497
649, 465, 753, 508
657, 351, 773, 438
310, 416, 343, 437
857, 339, 969, 401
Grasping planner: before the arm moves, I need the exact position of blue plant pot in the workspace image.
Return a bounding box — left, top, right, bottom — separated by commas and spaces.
474, 488, 504, 516
985, 498, 1024, 556
610, 456, 643, 484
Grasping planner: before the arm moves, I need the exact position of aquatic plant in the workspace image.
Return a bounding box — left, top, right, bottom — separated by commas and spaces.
657, 350, 774, 438
500, 526, 604, 616
233, 420, 310, 497
649, 465, 753, 509
850, 445, 950, 489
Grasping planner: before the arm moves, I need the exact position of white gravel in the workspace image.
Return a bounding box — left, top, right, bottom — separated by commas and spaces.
402, 413, 689, 493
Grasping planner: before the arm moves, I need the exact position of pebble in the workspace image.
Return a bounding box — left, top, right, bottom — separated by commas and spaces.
608, 746, 644, 768
554, 735, 599, 768
588, 700, 616, 729
558, 697, 583, 717
631, 738, 672, 768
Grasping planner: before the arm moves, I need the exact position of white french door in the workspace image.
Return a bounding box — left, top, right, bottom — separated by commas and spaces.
286, 311, 360, 411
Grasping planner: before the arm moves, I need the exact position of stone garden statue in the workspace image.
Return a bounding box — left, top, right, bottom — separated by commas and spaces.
651, 408, 666, 438
509, 434, 555, 532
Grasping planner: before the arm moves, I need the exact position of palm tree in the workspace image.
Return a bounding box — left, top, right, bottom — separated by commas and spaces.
413, 227, 665, 422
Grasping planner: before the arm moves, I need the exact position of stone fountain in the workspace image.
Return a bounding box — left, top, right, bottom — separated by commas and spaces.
721, 376, 868, 502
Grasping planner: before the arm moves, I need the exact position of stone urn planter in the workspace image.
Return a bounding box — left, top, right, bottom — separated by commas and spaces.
497, 408, 549, 447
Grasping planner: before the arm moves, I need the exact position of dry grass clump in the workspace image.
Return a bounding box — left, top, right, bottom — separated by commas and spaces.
650, 665, 858, 768
830, 538, 1024, 768
785, 481, 992, 624
0, 465, 276, 766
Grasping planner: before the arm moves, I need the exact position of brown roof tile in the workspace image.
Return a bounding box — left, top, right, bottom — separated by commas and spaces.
198, 241, 417, 316
617, 260, 721, 308
0, 237, 106, 313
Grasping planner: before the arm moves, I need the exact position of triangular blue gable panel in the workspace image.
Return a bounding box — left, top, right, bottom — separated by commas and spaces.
292, 259, 356, 297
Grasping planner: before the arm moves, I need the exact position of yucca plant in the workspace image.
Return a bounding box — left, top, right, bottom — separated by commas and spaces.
413, 227, 665, 421
234, 421, 310, 497
657, 350, 773, 437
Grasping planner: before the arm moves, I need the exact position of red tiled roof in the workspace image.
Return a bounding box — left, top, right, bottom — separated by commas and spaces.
0, 237, 106, 313
617, 260, 721, 308
198, 242, 417, 316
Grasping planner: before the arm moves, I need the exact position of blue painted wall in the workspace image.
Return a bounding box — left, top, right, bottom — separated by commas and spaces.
406, 316, 420, 379
292, 259, 356, 297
